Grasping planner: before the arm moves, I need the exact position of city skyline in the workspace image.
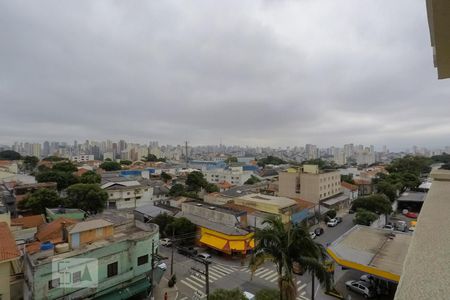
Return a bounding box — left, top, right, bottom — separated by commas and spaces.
1, 1, 450, 149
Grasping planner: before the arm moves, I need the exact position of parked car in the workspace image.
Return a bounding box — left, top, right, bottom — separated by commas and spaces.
360, 274, 374, 283
314, 227, 324, 236
383, 224, 394, 230
160, 238, 172, 247
157, 262, 167, 271
345, 280, 375, 298
310, 232, 317, 239
177, 246, 198, 257
395, 221, 408, 232
327, 219, 338, 227
197, 253, 212, 260
335, 217, 343, 223
405, 212, 418, 219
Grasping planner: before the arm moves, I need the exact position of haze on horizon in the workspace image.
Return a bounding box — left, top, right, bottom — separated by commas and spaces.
1, 1, 449, 149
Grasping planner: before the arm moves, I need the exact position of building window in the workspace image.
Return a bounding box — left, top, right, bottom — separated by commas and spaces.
124, 198, 131, 201
107, 262, 118, 277
110, 193, 114, 197
137, 254, 149, 266
127, 192, 130, 195
73, 271, 81, 284
48, 278, 60, 290
136, 196, 142, 199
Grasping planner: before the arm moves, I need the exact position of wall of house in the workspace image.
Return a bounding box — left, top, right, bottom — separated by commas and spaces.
0, 262, 11, 300
106, 186, 153, 209
24, 230, 159, 300
182, 203, 238, 227
278, 172, 301, 198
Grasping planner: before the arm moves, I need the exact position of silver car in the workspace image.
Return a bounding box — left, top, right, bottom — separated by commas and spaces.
345, 280, 375, 298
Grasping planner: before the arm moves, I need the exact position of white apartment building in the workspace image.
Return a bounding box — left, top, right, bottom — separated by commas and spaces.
204, 167, 253, 186
101, 179, 153, 210
70, 155, 94, 163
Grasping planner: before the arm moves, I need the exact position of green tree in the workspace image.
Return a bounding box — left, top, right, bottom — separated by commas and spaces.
152, 213, 175, 237
65, 184, 108, 213
250, 216, 331, 300
23, 156, 39, 171
205, 183, 219, 193
99, 161, 121, 171
52, 161, 78, 173
18, 188, 62, 214
166, 217, 197, 245
257, 156, 287, 167
161, 172, 172, 183
36, 171, 79, 191
386, 155, 432, 176
351, 194, 392, 215
120, 160, 132, 165
244, 175, 261, 185
169, 184, 185, 196
209, 288, 247, 300
440, 163, 450, 170
80, 170, 101, 184
256, 288, 280, 300
225, 156, 238, 164
354, 209, 378, 226
431, 153, 450, 164
0, 150, 21, 160
340, 174, 354, 184
376, 181, 398, 202
325, 209, 337, 220
185, 171, 208, 192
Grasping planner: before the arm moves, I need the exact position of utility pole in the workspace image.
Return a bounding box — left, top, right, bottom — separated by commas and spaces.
150, 242, 155, 300
191, 257, 210, 299
170, 227, 175, 275
185, 141, 189, 168
311, 275, 315, 300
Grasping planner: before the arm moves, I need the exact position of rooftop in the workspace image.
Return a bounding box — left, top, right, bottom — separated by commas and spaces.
0, 222, 20, 262
11, 214, 45, 228
395, 169, 450, 299
175, 211, 249, 236
397, 191, 427, 203
183, 200, 245, 216
341, 181, 358, 191
68, 219, 113, 234
134, 204, 174, 217
235, 193, 297, 209
220, 182, 268, 198
327, 225, 411, 282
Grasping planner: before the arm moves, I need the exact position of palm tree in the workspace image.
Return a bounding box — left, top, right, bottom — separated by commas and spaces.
249, 216, 331, 300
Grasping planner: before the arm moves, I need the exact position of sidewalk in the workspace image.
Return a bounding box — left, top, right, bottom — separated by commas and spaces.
153, 277, 178, 300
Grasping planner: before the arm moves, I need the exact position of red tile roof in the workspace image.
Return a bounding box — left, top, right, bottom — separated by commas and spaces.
0, 222, 20, 262
291, 197, 316, 209
36, 218, 78, 242
354, 178, 372, 185
11, 215, 46, 229
341, 181, 358, 191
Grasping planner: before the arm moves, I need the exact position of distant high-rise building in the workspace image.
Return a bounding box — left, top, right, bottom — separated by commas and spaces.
43, 141, 50, 157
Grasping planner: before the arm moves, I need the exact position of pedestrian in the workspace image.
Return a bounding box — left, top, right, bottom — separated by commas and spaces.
164, 291, 168, 300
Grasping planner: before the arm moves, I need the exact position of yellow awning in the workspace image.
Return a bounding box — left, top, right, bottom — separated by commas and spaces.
200, 234, 227, 250
249, 239, 255, 249
229, 241, 246, 251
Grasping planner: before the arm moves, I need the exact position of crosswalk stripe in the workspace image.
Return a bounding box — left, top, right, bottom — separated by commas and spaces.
209, 270, 224, 278
270, 276, 278, 283
255, 268, 269, 276
207, 273, 219, 281
216, 265, 234, 272
180, 279, 200, 291
265, 272, 278, 281
299, 295, 309, 300
180, 297, 189, 300
210, 267, 228, 276
301, 291, 306, 296
244, 269, 251, 273
260, 270, 276, 279
256, 269, 272, 277
241, 267, 248, 272
190, 275, 206, 285
297, 283, 307, 291
297, 280, 301, 285
184, 277, 204, 289
212, 265, 233, 274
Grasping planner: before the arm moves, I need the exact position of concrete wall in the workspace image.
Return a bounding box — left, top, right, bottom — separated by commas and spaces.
278, 172, 301, 198
0, 262, 11, 300
300, 171, 341, 203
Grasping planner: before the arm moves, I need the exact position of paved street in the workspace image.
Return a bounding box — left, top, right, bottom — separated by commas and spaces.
157, 212, 360, 300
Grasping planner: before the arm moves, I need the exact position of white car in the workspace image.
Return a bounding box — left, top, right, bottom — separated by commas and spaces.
157, 262, 167, 271
197, 253, 211, 260
327, 219, 338, 227
345, 280, 375, 298
243, 291, 255, 300
160, 238, 172, 247
310, 232, 317, 239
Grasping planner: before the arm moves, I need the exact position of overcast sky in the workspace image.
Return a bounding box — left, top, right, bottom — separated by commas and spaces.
1, 0, 449, 150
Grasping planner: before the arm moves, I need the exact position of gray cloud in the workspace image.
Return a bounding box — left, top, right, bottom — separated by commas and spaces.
0, 0, 449, 150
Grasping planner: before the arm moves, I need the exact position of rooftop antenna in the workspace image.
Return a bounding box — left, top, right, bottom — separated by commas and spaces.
185, 141, 189, 168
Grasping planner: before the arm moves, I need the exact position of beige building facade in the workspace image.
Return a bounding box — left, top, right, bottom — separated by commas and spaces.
278, 165, 341, 203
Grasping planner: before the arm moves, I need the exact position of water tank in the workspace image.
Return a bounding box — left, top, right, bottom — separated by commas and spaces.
40, 242, 54, 251
55, 243, 70, 254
